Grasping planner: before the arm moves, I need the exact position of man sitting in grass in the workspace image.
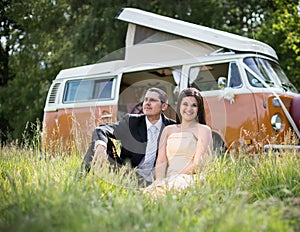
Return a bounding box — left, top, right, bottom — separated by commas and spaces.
80, 87, 176, 186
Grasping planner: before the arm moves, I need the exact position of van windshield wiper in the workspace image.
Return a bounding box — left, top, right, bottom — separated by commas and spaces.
281, 82, 291, 88
281, 82, 294, 92
264, 80, 275, 87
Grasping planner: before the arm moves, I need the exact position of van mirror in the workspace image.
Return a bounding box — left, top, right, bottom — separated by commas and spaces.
218, 77, 227, 89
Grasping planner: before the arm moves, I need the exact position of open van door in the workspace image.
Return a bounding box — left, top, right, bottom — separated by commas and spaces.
117, 65, 180, 121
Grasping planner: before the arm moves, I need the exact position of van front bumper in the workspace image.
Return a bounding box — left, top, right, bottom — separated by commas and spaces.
264, 144, 300, 153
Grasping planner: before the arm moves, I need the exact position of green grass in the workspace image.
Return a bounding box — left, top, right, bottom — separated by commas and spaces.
0, 145, 299, 232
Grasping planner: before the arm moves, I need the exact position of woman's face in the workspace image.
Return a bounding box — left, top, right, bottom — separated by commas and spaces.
179, 96, 198, 122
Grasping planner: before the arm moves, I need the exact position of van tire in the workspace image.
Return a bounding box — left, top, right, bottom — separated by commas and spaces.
290, 94, 300, 131
212, 133, 226, 155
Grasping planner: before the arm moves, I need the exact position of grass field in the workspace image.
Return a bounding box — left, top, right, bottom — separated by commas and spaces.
0, 145, 299, 232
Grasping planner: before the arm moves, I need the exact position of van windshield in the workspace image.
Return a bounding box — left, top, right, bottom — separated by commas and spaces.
244, 57, 298, 93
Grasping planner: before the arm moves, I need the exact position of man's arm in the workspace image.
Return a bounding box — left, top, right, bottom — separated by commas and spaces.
92, 115, 132, 163
81, 115, 129, 173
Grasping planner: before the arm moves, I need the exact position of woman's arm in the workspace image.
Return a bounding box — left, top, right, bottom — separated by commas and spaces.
179, 125, 212, 175
154, 127, 169, 180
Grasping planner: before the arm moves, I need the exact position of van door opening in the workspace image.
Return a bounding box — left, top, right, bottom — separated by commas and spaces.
117, 67, 180, 120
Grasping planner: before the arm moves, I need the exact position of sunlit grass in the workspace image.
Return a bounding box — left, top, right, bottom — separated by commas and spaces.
0, 145, 299, 232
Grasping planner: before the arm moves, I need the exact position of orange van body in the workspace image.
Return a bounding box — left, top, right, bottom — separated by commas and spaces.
42, 105, 118, 153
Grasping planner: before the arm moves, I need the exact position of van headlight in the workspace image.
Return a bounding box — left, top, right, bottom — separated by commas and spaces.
271, 114, 282, 131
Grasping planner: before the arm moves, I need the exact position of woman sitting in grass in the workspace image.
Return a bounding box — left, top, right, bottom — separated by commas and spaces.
143, 87, 213, 195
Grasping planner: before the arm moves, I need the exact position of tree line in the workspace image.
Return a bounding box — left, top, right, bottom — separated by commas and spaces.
0, 0, 299, 144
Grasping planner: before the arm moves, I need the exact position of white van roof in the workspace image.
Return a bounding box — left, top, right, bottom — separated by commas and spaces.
116, 8, 278, 60
55, 60, 124, 80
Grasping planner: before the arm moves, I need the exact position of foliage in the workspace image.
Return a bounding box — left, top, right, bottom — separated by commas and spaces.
257, 0, 300, 89
0, 0, 299, 143
0, 146, 299, 231
219, 0, 275, 35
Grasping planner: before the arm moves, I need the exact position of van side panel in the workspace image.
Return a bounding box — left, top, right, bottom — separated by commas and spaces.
204, 92, 259, 149
42, 105, 117, 153
224, 92, 259, 148
42, 111, 59, 153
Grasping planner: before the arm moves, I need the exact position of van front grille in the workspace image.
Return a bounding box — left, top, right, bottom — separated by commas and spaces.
48, 83, 61, 103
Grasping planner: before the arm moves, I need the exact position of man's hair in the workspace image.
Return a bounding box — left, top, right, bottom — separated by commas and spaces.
146, 87, 168, 104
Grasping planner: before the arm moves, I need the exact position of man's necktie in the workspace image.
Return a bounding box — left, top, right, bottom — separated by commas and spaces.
143, 125, 159, 170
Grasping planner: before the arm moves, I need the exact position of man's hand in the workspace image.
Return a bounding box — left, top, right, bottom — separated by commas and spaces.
92, 144, 109, 169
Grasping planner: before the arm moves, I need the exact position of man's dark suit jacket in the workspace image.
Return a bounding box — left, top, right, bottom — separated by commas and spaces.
82, 113, 176, 172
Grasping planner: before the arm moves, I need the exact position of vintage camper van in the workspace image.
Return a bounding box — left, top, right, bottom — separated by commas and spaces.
42, 8, 300, 154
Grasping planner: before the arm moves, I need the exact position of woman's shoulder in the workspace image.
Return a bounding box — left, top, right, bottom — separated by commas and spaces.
196, 123, 212, 133
191, 124, 212, 144
163, 124, 179, 134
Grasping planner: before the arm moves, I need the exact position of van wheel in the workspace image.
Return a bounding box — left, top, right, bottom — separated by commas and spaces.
212, 133, 226, 156
290, 94, 300, 131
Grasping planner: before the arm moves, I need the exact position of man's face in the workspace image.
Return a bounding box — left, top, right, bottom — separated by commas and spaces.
143, 91, 166, 117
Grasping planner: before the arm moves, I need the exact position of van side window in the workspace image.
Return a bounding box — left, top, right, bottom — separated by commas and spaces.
93, 79, 113, 99
63, 78, 114, 103
229, 62, 242, 88
189, 63, 229, 91
246, 71, 264, 88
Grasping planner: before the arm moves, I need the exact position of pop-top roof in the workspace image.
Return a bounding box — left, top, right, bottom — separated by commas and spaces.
116, 8, 278, 60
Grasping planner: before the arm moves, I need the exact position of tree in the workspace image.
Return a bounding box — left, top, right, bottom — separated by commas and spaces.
257, 0, 300, 90
217, 0, 275, 35
0, 0, 69, 142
